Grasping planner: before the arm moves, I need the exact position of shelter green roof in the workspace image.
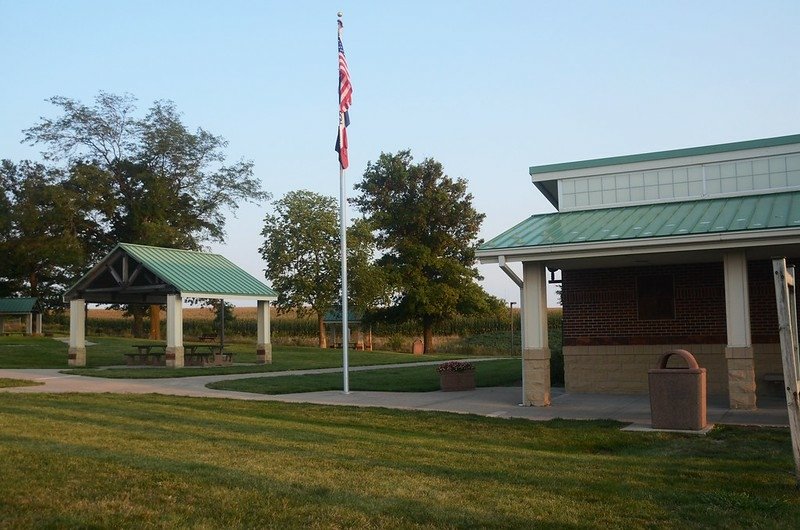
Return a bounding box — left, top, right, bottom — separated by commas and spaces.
529, 134, 800, 175
0, 297, 41, 314
480, 191, 800, 251
116, 243, 277, 298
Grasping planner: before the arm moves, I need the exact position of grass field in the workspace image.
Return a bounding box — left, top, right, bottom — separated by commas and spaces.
0, 335, 461, 376
208, 358, 521, 394
0, 393, 797, 528
0, 378, 43, 388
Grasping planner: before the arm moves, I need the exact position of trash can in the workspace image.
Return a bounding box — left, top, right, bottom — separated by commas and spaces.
648, 349, 707, 430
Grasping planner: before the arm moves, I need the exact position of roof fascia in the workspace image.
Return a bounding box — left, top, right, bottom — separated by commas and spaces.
477, 228, 800, 264
530, 142, 800, 182
179, 292, 278, 302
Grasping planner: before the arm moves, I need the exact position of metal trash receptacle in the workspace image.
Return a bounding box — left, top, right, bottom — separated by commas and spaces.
648, 349, 707, 430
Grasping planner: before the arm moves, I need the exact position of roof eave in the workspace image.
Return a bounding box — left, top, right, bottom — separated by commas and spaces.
477, 228, 800, 264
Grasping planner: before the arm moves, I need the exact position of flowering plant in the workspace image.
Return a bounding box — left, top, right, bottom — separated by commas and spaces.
436, 361, 475, 374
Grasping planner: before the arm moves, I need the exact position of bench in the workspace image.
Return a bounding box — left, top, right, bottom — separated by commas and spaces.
127, 344, 167, 366
197, 334, 218, 342
185, 344, 233, 366
763, 373, 786, 398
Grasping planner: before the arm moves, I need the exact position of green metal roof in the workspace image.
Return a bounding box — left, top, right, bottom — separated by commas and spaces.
530, 134, 800, 175
480, 191, 800, 251
0, 297, 40, 314
117, 243, 277, 298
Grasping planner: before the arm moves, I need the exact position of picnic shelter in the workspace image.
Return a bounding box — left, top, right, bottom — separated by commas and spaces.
62, 243, 278, 367
0, 297, 43, 335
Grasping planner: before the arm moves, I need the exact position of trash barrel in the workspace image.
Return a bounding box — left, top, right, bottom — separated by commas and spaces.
648, 349, 707, 430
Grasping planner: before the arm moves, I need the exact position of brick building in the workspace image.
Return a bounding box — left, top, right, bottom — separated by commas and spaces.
477, 134, 800, 410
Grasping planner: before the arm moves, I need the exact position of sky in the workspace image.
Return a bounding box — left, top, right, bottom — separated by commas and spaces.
2, 0, 799, 307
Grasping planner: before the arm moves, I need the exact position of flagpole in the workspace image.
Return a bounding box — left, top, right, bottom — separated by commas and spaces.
340, 133, 350, 394
338, 13, 350, 395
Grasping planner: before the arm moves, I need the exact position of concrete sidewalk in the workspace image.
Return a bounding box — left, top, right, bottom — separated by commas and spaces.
0, 366, 789, 427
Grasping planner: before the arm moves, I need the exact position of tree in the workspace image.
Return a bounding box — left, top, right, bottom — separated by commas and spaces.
260, 191, 341, 347
0, 160, 92, 308
260, 190, 384, 348
23, 92, 269, 334
352, 150, 487, 353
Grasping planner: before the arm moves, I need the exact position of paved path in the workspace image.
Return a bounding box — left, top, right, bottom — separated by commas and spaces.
0, 365, 789, 427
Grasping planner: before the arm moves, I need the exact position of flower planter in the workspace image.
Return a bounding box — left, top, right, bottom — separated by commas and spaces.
439, 369, 476, 392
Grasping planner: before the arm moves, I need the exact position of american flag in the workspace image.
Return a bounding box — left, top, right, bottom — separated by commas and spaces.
336, 19, 352, 169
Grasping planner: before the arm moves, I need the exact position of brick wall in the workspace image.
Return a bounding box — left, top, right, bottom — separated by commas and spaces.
561, 261, 780, 345
560, 260, 787, 396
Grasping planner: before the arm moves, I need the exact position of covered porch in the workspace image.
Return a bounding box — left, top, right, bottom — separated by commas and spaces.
478, 194, 800, 410
62, 243, 278, 367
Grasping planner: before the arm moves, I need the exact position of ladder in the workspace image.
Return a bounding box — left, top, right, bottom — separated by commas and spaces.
772, 258, 800, 485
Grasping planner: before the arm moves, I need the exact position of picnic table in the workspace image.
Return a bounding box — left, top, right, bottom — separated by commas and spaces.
126, 344, 167, 366
126, 344, 232, 367
184, 344, 233, 366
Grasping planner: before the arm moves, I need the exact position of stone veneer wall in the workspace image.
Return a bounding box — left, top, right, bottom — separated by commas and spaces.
560, 260, 789, 397
563, 343, 782, 397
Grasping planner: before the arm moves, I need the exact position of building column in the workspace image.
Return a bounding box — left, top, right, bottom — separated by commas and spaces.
256, 300, 272, 364
25, 314, 33, 335
68, 299, 86, 366
165, 294, 184, 367
724, 251, 756, 410
36, 313, 43, 335
0, 316, 4, 334
522, 261, 551, 406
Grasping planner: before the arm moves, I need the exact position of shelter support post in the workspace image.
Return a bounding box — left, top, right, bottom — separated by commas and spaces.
0, 317, 4, 334
723, 251, 756, 410
522, 261, 550, 406
256, 300, 272, 364
25, 314, 33, 335
499, 256, 525, 403
165, 294, 184, 367
68, 299, 86, 366
36, 313, 42, 335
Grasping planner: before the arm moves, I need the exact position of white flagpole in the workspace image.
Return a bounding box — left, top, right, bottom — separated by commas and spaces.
340, 129, 350, 394
338, 13, 350, 394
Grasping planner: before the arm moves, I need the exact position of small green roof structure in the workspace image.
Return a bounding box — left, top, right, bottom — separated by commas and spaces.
64, 243, 277, 368
0, 297, 43, 335
64, 243, 277, 303
0, 297, 42, 315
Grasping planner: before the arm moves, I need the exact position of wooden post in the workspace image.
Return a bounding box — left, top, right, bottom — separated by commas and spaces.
149, 305, 161, 340
772, 258, 800, 486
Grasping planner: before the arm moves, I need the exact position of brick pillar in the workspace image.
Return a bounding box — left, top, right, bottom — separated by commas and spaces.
165, 294, 184, 367
68, 299, 87, 366
522, 261, 550, 406
724, 252, 756, 409
256, 300, 272, 364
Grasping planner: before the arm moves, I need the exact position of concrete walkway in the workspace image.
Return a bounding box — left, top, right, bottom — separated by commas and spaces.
0, 365, 789, 427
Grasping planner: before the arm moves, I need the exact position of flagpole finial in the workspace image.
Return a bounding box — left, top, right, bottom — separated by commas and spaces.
337, 11, 343, 18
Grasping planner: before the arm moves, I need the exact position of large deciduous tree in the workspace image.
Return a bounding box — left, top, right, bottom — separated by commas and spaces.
352, 150, 486, 353
260, 191, 340, 347
260, 190, 384, 348
22, 92, 269, 333
0, 160, 92, 308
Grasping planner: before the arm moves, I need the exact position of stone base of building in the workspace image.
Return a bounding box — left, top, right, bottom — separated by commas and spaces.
563, 344, 781, 404
165, 346, 185, 368
257, 343, 273, 364
523, 347, 551, 406
67, 347, 86, 367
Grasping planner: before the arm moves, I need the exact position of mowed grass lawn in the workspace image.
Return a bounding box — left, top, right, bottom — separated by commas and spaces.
0, 335, 460, 377
0, 393, 797, 528
209, 359, 521, 394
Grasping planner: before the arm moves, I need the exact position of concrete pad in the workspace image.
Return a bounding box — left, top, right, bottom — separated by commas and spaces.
621, 423, 716, 435
0, 365, 790, 428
